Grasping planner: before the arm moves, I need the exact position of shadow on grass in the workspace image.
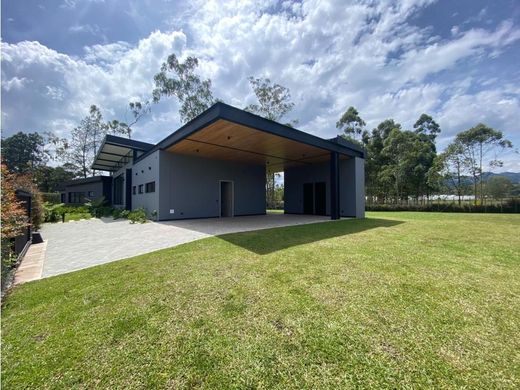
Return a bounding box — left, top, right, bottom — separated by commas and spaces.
216, 217, 403, 255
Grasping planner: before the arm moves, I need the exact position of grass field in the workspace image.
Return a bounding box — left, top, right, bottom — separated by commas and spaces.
2, 212, 519, 389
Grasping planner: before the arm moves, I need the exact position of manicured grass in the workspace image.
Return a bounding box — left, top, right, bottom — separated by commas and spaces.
2, 212, 519, 388
64, 212, 93, 222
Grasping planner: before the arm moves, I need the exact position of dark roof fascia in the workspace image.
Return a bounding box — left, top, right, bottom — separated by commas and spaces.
136, 102, 364, 163
103, 134, 154, 151
92, 134, 155, 170
64, 176, 112, 187
135, 104, 222, 163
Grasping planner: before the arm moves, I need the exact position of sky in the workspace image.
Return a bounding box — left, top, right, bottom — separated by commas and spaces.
2, 0, 520, 171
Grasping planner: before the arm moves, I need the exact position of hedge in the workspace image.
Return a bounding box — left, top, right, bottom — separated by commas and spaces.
366, 198, 520, 213
42, 192, 61, 204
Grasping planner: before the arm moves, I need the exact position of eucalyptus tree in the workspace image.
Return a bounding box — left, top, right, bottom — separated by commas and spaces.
152, 54, 216, 123
336, 106, 366, 142
244, 76, 299, 208
455, 124, 512, 204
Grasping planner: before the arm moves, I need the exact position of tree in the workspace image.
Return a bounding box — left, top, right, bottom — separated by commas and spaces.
1, 163, 29, 241
456, 124, 513, 205
1, 132, 49, 173
34, 165, 77, 192
362, 119, 401, 203
414, 114, 441, 141
108, 100, 152, 139
244, 77, 298, 207
336, 106, 365, 142
57, 105, 127, 178
152, 54, 215, 123
244, 77, 296, 125
486, 176, 513, 202
437, 142, 468, 205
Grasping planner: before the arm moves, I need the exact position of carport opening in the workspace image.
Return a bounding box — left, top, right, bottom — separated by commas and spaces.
266, 167, 284, 213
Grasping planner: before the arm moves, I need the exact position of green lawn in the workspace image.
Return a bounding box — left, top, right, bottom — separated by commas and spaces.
64, 212, 93, 222
2, 212, 519, 389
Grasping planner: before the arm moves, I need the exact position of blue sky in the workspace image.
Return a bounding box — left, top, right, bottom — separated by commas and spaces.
2, 0, 519, 171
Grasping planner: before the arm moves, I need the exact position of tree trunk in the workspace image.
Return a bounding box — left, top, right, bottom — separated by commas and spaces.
479, 142, 484, 206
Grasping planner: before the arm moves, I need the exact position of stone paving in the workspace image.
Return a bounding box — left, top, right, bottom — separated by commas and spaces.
40, 214, 329, 278
13, 241, 46, 285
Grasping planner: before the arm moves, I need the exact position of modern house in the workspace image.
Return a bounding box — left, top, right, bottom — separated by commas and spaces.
68, 102, 365, 220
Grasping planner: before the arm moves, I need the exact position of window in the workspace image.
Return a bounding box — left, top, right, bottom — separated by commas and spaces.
132, 186, 136, 195
113, 175, 124, 204
68, 192, 85, 204
88, 191, 94, 197
145, 181, 155, 193
138, 184, 144, 194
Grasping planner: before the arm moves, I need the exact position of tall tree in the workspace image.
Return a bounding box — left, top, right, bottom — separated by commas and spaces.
244, 77, 298, 207
245, 77, 296, 125
108, 100, 152, 139
362, 119, 401, 203
439, 141, 467, 205
152, 54, 215, 123
57, 105, 129, 178
1, 132, 49, 173
456, 124, 513, 205
336, 106, 366, 142
414, 113, 441, 141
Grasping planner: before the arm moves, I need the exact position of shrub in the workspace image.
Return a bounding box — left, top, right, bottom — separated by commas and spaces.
43, 202, 65, 222
127, 208, 147, 224
42, 192, 61, 204
85, 196, 111, 218
112, 208, 130, 220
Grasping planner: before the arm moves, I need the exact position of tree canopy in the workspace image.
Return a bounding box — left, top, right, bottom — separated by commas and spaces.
152, 54, 216, 123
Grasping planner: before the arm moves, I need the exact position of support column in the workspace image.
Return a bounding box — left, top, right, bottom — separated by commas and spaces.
330, 151, 340, 220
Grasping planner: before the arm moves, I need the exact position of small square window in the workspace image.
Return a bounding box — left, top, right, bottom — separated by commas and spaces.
145, 181, 155, 193
88, 191, 94, 197
138, 184, 144, 194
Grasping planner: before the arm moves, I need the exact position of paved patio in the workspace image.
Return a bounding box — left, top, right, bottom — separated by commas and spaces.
40, 214, 329, 278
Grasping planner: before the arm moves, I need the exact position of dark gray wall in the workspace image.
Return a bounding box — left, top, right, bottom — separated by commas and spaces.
284, 157, 365, 218
64, 181, 105, 205
158, 152, 266, 220
131, 151, 160, 217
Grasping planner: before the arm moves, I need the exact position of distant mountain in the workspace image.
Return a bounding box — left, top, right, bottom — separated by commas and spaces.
482, 172, 520, 184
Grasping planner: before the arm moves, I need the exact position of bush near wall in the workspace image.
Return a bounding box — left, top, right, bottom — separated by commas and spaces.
42, 192, 61, 204
366, 198, 520, 213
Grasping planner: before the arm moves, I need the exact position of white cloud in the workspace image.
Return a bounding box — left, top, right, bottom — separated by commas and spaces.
1, 76, 29, 91
1, 0, 519, 169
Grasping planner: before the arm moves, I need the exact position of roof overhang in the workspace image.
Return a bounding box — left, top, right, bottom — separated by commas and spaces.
137, 103, 365, 172
92, 135, 153, 172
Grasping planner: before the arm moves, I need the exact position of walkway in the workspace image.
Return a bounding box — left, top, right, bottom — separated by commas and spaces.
40, 214, 329, 278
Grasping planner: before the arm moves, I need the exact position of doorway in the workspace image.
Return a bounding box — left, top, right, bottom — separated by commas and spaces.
220, 180, 234, 217
314, 182, 326, 215
303, 183, 314, 214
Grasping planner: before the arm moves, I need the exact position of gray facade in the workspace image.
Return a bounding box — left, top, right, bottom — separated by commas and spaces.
284, 157, 365, 218
158, 152, 265, 220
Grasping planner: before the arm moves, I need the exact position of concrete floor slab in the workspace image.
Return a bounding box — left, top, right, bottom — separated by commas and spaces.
40, 214, 329, 278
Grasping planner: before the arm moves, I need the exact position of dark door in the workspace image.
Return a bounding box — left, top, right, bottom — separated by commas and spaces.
314, 182, 326, 215
220, 181, 233, 217
303, 183, 314, 214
